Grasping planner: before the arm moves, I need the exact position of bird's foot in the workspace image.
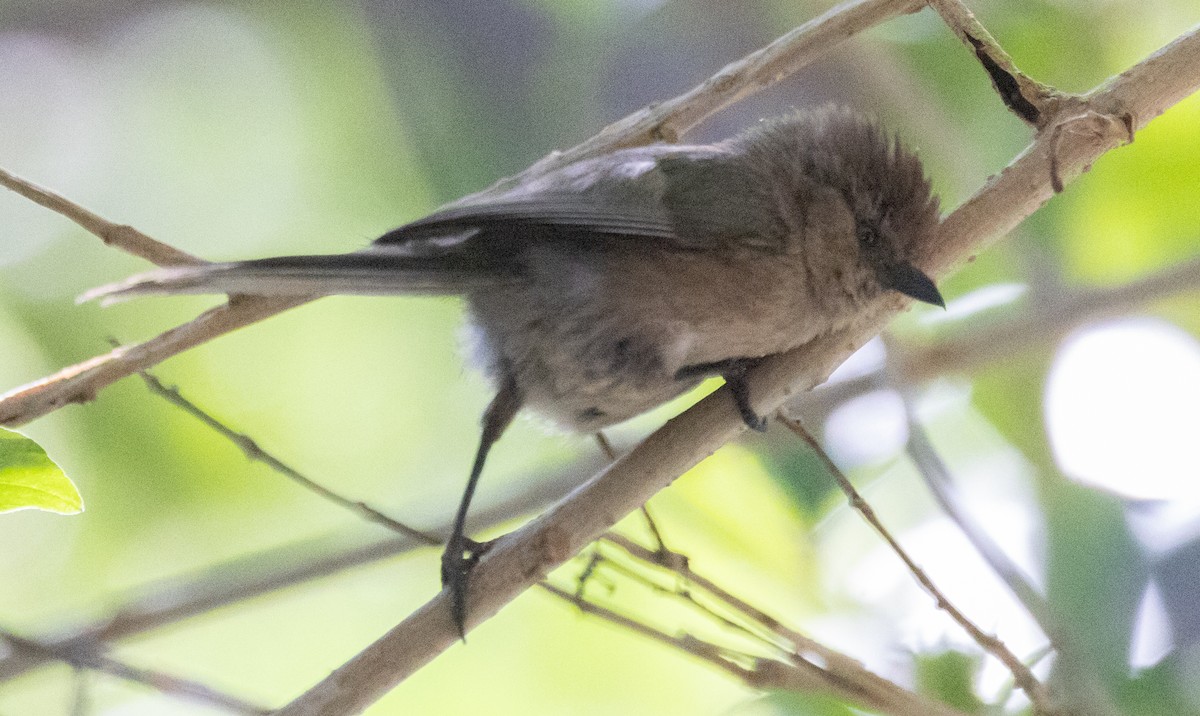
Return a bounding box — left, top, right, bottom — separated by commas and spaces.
722, 362, 768, 432
676, 357, 768, 432
441, 534, 494, 639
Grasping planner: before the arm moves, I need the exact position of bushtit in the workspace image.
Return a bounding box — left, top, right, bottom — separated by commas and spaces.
85, 106, 943, 635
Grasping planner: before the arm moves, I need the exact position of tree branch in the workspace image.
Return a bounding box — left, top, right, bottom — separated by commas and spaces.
926, 0, 1062, 125
511, 0, 924, 171
0, 628, 269, 714
539, 580, 969, 716
4, 1, 1200, 713
893, 253, 1200, 383
776, 415, 1048, 709
0, 167, 203, 267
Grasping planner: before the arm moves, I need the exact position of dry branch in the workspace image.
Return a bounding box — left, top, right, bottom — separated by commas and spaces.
777, 416, 1048, 708
0, 167, 203, 267
926, 0, 1061, 125
893, 253, 1200, 383
539, 579, 969, 716
0, 629, 269, 714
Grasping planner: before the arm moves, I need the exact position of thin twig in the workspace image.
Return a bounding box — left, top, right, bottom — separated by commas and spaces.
582, 541, 779, 654
0, 629, 270, 715
593, 432, 617, 462
585, 534, 973, 714
538, 583, 967, 716
0, 460, 601, 684
602, 533, 855, 673
595, 536, 782, 650
639, 504, 669, 555
898, 393, 1053, 631
136, 368, 440, 545
776, 414, 1051, 710
538, 583, 759, 681
892, 253, 1200, 384
0, 167, 204, 267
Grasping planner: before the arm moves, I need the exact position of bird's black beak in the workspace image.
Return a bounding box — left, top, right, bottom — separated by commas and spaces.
883, 261, 944, 308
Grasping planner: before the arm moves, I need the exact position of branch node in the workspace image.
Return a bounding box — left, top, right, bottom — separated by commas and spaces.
535, 524, 574, 568
929, 0, 1058, 126
1047, 107, 1137, 192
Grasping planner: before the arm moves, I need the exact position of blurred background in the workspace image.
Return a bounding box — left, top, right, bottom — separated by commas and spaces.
1, 0, 1198, 713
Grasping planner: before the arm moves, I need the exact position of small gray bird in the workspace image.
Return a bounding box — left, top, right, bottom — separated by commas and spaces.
84, 107, 943, 634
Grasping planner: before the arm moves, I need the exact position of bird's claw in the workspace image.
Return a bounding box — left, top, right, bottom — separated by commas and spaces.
740, 408, 769, 432
441, 535, 493, 639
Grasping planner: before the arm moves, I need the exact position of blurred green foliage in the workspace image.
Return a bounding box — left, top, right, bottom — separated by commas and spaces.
1, 0, 1199, 713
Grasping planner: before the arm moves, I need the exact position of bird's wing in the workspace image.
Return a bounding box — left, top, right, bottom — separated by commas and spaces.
373, 145, 745, 249
376, 197, 680, 243
80, 145, 778, 304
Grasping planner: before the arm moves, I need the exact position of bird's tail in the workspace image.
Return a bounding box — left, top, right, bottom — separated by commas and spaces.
79, 251, 507, 305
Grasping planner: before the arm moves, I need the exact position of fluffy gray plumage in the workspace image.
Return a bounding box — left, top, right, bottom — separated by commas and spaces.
84, 107, 941, 430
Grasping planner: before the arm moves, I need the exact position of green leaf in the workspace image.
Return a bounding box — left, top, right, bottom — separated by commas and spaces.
915, 650, 986, 713
759, 690, 858, 716
0, 428, 82, 515
1117, 656, 1195, 716
1043, 479, 1147, 690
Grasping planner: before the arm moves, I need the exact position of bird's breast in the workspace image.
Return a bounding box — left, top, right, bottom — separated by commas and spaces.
465, 242, 856, 431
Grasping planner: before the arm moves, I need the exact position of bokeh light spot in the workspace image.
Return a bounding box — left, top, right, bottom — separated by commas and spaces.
1045, 318, 1200, 500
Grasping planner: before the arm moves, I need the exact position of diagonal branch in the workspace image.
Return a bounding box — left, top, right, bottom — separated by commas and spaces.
776, 415, 1048, 708
0, 295, 311, 426
0, 628, 269, 714
135, 369, 440, 544
272, 20, 1200, 715
893, 253, 1200, 383
926, 0, 1063, 125
0, 460, 601, 684
0, 167, 203, 267
538, 580, 969, 716
511, 0, 924, 172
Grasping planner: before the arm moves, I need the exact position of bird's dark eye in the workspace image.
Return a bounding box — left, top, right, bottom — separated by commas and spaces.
857, 225, 879, 247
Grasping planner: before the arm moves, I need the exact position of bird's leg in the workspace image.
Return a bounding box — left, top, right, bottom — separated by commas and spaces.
442, 378, 521, 639
675, 357, 767, 432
